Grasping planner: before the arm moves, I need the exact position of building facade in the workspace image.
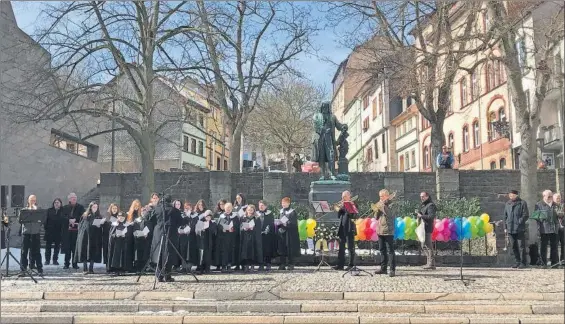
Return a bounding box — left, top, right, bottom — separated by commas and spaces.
391, 104, 420, 172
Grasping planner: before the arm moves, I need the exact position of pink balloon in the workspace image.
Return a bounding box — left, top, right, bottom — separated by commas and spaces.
442, 218, 450, 224
370, 232, 379, 241
435, 222, 444, 232
436, 233, 445, 242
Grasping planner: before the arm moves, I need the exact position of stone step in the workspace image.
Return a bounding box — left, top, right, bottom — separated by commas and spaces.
1, 291, 563, 302
1, 300, 563, 315
0, 312, 563, 324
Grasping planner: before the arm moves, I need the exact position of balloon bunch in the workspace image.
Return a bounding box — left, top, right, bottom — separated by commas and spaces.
354, 218, 379, 241
298, 219, 317, 240
393, 217, 418, 240
431, 214, 494, 241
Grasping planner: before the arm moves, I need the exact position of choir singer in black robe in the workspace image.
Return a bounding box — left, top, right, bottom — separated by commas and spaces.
107, 212, 130, 274
148, 195, 182, 282
176, 201, 192, 272
257, 200, 276, 271
195, 200, 216, 275
240, 204, 263, 272
214, 202, 235, 272
103, 204, 119, 267
213, 199, 226, 271
74, 202, 103, 274
277, 197, 301, 271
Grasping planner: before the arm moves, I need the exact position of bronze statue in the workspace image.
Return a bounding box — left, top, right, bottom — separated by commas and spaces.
312, 102, 347, 180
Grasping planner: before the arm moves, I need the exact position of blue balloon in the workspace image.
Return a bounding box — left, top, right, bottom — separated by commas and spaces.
397, 230, 405, 240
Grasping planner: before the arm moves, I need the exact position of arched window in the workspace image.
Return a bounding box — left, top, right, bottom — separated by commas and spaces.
490, 161, 496, 170
488, 112, 497, 141
448, 133, 454, 152
424, 146, 430, 169
473, 121, 480, 148
463, 126, 470, 152
500, 158, 506, 169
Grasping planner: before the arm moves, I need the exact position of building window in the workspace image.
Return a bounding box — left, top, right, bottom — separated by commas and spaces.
493, 60, 500, 86
1, 185, 8, 208
473, 121, 480, 148
423, 146, 430, 169
406, 117, 413, 131
471, 70, 478, 101
499, 158, 506, 169
463, 126, 470, 152
372, 98, 377, 119
488, 112, 497, 141
448, 132, 454, 152
49, 129, 97, 161
216, 157, 221, 170
490, 161, 496, 170
498, 107, 506, 121
183, 136, 189, 152
489, 62, 496, 89
404, 152, 410, 170
191, 138, 197, 154
399, 155, 405, 171
363, 95, 369, 109
422, 116, 431, 129
366, 147, 373, 163
198, 141, 204, 157
397, 125, 404, 138
410, 150, 416, 168
378, 93, 383, 115
362, 117, 369, 132
198, 115, 205, 128
460, 77, 468, 107
381, 134, 386, 153
224, 160, 228, 171
374, 139, 379, 159
208, 147, 213, 166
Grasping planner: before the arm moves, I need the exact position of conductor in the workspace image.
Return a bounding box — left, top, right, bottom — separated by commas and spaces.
148, 194, 182, 282
333, 191, 358, 271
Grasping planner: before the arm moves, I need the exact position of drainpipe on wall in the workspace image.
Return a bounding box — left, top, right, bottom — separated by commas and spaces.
111, 100, 116, 172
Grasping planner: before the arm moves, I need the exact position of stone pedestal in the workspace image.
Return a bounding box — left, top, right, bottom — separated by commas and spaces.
308, 180, 351, 221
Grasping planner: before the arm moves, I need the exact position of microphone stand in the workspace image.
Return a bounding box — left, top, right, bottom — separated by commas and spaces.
444, 220, 474, 286
0, 209, 38, 283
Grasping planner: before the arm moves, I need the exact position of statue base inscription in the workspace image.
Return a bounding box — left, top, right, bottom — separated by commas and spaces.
308, 180, 351, 221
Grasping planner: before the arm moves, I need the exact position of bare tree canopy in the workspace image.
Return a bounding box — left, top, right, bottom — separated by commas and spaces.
188, 1, 319, 172
245, 75, 325, 172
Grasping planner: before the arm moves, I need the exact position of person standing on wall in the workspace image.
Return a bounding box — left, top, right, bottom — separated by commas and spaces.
417, 192, 437, 270
503, 190, 529, 269
436, 145, 454, 169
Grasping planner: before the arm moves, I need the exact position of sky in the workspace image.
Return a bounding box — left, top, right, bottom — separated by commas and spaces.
11, 1, 351, 94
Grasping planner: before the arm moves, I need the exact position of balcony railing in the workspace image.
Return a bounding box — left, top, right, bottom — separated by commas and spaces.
543, 125, 562, 144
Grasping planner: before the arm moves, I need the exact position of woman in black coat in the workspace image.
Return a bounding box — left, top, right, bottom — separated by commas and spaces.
103, 204, 119, 267
213, 199, 226, 271
215, 202, 236, 272
74, 202, 103, 274
44, 198, 64, 265
194, 200, 216, 274
257, 200, 276, 271
177, 201, 192, 272
107, 212, 130, 274
277, 197, 301, 271
240, 204, 263, 272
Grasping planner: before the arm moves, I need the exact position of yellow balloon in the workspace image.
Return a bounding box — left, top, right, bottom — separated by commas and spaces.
306, 227, 315, 238
310, 219, 317, 229
485, 223, 494, 234
480, 213, 490, 223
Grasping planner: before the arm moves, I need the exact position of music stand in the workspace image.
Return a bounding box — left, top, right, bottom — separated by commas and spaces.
1, 209, 39, 283
443, 219, 474, 286
311, 201, 333, 272
340, 202, 372, 277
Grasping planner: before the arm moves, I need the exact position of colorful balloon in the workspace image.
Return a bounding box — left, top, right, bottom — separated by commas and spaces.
306, 227, 315, 238
480, 213, 490, 224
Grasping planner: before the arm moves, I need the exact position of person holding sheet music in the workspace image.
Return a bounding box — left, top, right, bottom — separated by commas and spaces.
107, 212, 130, 274
277, 197, 300, 271
20, 195, 43, 275
374, 189, 397, 277
333, 191, 358, 271
195, 200, 215, 275
44, 198, 64, 266
234, 193, 248, 215
74, 201, 103, 274
240, 204, 263, 272
257, 200, 276, 271
103, 204, 119, 267
62, 193, 85, 270
215, 202, 236, 272
176, 201, 192, 272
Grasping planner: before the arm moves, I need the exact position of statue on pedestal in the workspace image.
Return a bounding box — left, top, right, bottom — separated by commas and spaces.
336, 127, 350, 181
311, 102, 348, 181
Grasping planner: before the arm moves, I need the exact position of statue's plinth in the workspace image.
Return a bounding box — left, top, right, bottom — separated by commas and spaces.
308, 180, 351, 221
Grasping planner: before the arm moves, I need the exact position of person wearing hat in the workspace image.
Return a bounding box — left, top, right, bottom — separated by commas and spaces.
503, 190, 529, 268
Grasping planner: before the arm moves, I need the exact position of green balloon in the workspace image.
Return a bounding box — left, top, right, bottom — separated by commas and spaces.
471, 226, 478, 234
476, 219, 484, 228
477, 228, 485, 237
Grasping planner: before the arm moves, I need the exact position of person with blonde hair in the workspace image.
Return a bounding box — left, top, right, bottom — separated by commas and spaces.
104, 203, 120, 266
240, 204, 263, 272
19, 195, 43, 275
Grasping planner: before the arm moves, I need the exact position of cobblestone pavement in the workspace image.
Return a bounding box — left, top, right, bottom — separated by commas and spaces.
1, 266, 563, 294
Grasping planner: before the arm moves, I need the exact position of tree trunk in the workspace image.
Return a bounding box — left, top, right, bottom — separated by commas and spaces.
430, 117, 446, 171
261, 148, 268, 170
519, 119, 540, 243
229, 124, 243, 173
140, 132, 156, 201
285, 148, 292, 173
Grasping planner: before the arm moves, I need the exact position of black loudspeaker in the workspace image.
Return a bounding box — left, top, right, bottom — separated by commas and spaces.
11, 185, 25, 208
1, 186, 7, 208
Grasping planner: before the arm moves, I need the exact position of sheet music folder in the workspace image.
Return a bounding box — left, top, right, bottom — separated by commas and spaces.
311, 201, 331, 213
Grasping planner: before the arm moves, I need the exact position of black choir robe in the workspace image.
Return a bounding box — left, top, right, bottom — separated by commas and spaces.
258, 210, 277, 260
214, 212, 235, 266
107, 221, 132, 271
187, 213, 200, 265
102, 213, 117, 265
148, 205, 182, 267
240, 216, 263, 264
196, 213, 216, 268
74, 213, 103, 263
276, 208, 301, 259
133, 214, 150, 268
177, 212, 191, 266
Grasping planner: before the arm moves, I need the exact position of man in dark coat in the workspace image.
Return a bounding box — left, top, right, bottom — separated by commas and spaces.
534, 190, 559, 267
504, 190, 529, 268
417, 192, 436, 270
333, 190, 358, 271
148, 194, 182, 282
61, 193, 85, 270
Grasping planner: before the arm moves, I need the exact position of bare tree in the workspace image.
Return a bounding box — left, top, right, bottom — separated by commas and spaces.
328, 1, 495, 170
245, 75, 325, 172
190, 1, 318, 172
2, 1, 205, 199
487, 1, 564, 239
